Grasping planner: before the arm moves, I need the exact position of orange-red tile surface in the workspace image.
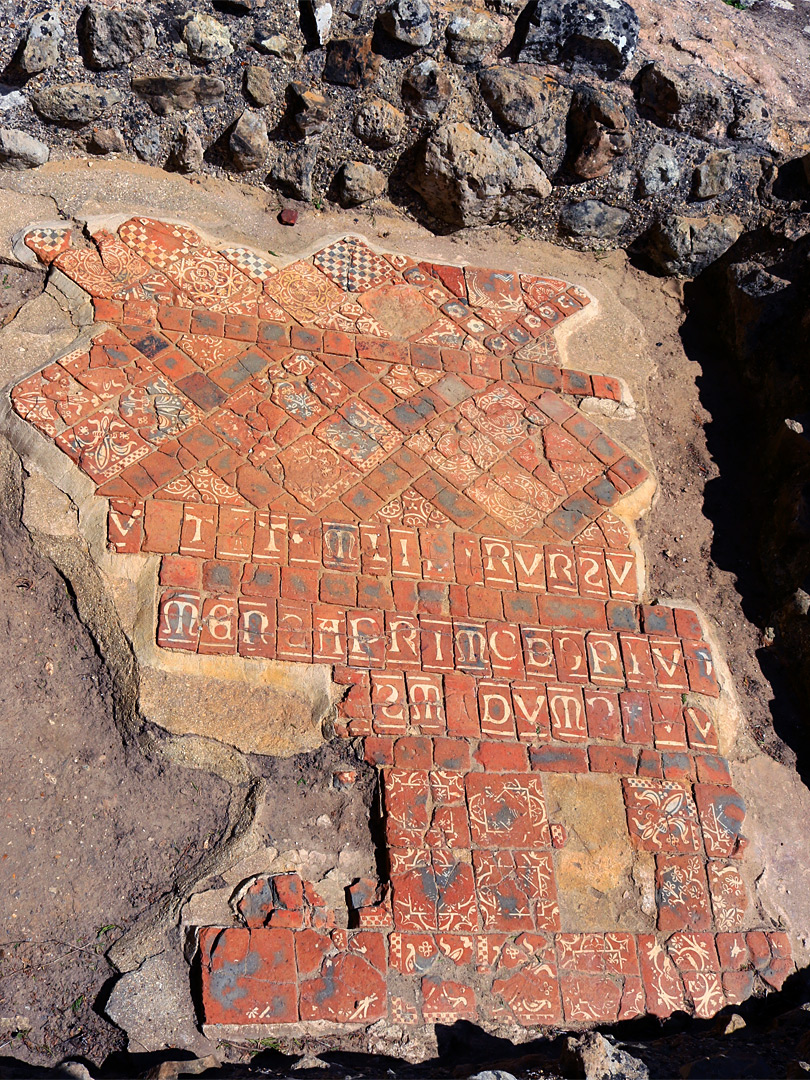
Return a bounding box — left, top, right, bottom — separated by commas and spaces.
15, 220, 790, 1030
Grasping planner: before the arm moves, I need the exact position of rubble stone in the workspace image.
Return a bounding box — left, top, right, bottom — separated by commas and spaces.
560, 198, 630, 239
379, 0, 433, 47
0, 127, 49, 169
17, 10, 64, 74
302, 0, 333, 46
230, 111, 269, 171
289, 83, 332, 137
648, 211, 743, 276
692, 149, 735, 200
323, 36, 381, 88
568, 86, 630, 180
132, 76, 226, 117
561, 1032, 649, 1080
30, 84, 123, 125
519, 0, 640, 77
638, 143, 680, 197
353, 98, 405, 148
253, 29, 303, 62
402, 58, 452, 118
446, 8, 503, 66
730, 92, 772, 143
411, 120, 551, 226
245, 66, 274, 107
87, 127, 126, 154
133, 124, 162, 164
78, 3, 156, 70
169, 123, 204, 172
268, 141, 319, 200
338, 160, 387, 204
636, 62, 732, 140
180, 12, 233, 64
478, 67, 552, 130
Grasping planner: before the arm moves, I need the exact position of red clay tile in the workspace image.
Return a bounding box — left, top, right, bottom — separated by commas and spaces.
107, 500, 144, 553
200, 927, 297, 1024
142, 500, 183, 553
300, 950, 388, 1022
589, 746, 637, 774
18, 224, 772, 1031
530, 745, 588, 772
475, 741, 529, 772
432, 738, 471, 771
655, 855, 711, 931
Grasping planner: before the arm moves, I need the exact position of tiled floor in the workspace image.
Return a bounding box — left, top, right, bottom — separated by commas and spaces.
14, 220, 791, 1031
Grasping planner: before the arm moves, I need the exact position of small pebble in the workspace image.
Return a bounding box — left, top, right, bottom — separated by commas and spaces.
333, 770, 357, 788
279, 207, 299, 226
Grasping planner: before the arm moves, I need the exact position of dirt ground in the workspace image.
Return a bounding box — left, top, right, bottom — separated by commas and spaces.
0, 173, 807, 1077
0, 457, 233, 1067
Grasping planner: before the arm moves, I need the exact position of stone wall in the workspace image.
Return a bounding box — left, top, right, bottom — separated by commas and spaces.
1, 0, 808, 275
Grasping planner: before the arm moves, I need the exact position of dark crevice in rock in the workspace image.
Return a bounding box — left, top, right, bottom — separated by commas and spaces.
680, 222, 810, 779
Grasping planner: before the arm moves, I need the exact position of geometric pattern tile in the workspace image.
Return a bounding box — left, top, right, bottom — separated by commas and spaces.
12, 220, 792, 1032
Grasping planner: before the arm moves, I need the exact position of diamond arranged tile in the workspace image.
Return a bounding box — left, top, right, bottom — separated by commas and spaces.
313, 237, 395, 294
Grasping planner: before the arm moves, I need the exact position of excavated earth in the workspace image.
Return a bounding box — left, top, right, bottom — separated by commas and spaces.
0, 158, 808, 1080
0, 0, 810, 1056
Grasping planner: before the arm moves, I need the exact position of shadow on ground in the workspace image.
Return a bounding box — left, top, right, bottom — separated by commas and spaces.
680, 258, 810, 783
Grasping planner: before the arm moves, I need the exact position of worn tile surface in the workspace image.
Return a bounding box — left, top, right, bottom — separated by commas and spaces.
13, 220, 792, 1031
